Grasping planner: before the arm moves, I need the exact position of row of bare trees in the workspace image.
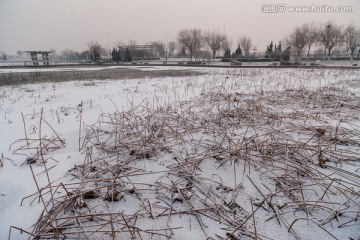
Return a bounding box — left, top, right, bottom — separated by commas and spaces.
175, 21, 360, 62
287, 21, 360, 61
177, 28, 253, 60
16, 20, 357, 62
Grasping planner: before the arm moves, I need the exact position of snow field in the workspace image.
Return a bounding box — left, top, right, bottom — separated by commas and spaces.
0, 67, 359, 239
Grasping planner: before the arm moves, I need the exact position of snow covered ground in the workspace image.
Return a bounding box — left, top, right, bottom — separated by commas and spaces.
0, 67, 359, 239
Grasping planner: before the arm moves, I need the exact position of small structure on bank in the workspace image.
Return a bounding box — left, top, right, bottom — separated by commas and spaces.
24, 51, 53, 66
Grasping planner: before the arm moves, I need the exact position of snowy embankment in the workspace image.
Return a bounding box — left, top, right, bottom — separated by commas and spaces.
0, 65, 202, 74
0, 67, 359, 240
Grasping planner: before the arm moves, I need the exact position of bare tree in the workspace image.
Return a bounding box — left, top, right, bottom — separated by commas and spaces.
49, 49, 57, 60
344, 24, 360, 57
115, 41, 126, 48
88, 41, 103, 62
303, 22, 318, 57
239, 36, 253, 57
177, 28, 204, 60
1, 52, 7, 61
194, 50, 212, 62
149, 41, 165, 57
80, 50, 91, 61
222, 38, 233, 51
16, 50, 24, 59
204, 31, 227, 60
221, 38, 233, 58
60, 49, 81, 61
103, 47, 111, 59
319, 21, 345, 56
287, 24, 307, 61
168, 41, 176, 57
128, 39, 137, 46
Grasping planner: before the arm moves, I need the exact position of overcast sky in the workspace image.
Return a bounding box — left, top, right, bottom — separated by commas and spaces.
0, 0, 359, 55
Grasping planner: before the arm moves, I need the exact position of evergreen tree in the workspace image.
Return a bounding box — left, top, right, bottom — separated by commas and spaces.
179, 46, 186, 57
111, 48, 122, 62
234, 45, 242, 57
116, 48, 122, 61
282, 46, 291, 61
111, 48, 117, 61
224, 48, 231, 58
267, 41, 273, 53
274, 41, 283, 59
124, 48, 132, 62
266, 41, 274, 58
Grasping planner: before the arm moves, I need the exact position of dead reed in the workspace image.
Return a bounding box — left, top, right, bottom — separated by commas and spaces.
8, 68, 360, 239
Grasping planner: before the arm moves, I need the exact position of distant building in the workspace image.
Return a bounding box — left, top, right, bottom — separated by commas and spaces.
118, 45, 160, 61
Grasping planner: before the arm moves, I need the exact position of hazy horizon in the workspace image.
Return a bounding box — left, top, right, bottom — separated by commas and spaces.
1, 0, 359, 55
